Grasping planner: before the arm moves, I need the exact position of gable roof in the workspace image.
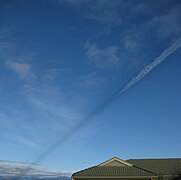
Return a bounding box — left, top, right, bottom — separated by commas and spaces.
99, 157, 133, 167
72, 157, 157, 179
72, 166, 157, 178
72, 157, 181, 179
127, 158, 181, 175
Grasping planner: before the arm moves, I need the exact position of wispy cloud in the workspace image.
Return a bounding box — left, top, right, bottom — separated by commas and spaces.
42, 68, 70, 81
77, 73, 106, 87
87, 1, 122, 26
42, 68, 60, 80
85, 42, 120, 68
1, 131, 38, 149
145, 7, 181, 38
0, 160, 38, 165
0, 164, 71, 178
0, 42, 16, 56
0, 80, 87, 150
122, 36, 141, 53
61, 0, 181, 39
24, 85, 82, 120
22, 83, 89, 145
0, 40, 35, 62
14, 135, 37, 149
61, 0, 123, 26
0, 29, 36, 81
0, 38, 92, 150
119, 38, 181, 94
0, 111, 38, 149
5, 61, 35, 80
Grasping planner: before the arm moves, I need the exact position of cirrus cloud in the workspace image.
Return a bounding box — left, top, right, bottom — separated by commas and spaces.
77, 73, 106, 87
85, 42, 121, 69
5, 61, 36, 80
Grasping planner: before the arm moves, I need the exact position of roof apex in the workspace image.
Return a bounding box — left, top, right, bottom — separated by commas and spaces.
99, 157, 133, 167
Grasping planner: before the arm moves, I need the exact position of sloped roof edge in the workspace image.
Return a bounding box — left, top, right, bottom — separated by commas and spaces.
99, 157, 133, 167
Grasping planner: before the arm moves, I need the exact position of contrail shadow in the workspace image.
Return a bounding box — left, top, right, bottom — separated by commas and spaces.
34, 37, 181, 163
17, 38, 181, 178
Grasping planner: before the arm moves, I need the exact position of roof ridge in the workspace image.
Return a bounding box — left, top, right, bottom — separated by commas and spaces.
99, 157, 133, 167
127, 158, 181, 160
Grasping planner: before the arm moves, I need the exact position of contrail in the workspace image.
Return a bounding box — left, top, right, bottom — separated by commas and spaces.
19, 38, 181, 177
119, 38, 181, 94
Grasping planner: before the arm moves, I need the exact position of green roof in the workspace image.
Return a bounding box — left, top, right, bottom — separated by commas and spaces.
72, 157, 181, 179
127, 158, 181, 175
72, 166, 157, 178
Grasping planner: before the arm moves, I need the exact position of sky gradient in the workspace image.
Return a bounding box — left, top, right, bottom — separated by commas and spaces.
0, 0, 181, 177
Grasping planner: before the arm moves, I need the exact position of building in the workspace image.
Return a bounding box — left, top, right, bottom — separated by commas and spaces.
72, 157, 181, 180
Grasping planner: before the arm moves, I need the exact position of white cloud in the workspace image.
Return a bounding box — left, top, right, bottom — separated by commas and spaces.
5, 61, 35, 80
26, 88, 83, 123
0, 40, 35, 62
87, 1, 122, 26
22, 84, 88, 143
58, 1, 181, 38
85, 42, 120, 68
42, 68, 70, 81
0, 71, 93, 153
0, 42, 16, 55
0, 38, 36, 81
1, 131, 38, 149
0, 111, 38, 149
122, 36, 140, 53
14, 136, 37, 148
42, 68, 59, 80
145, 7, 181, 38
77, 73, 106, 87
61, 0, 123, 26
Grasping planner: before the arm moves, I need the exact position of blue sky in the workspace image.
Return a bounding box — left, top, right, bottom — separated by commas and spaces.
0, 0, 181, 177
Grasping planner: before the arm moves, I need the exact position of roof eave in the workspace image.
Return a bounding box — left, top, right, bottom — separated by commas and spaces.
72, 175, 158, 179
